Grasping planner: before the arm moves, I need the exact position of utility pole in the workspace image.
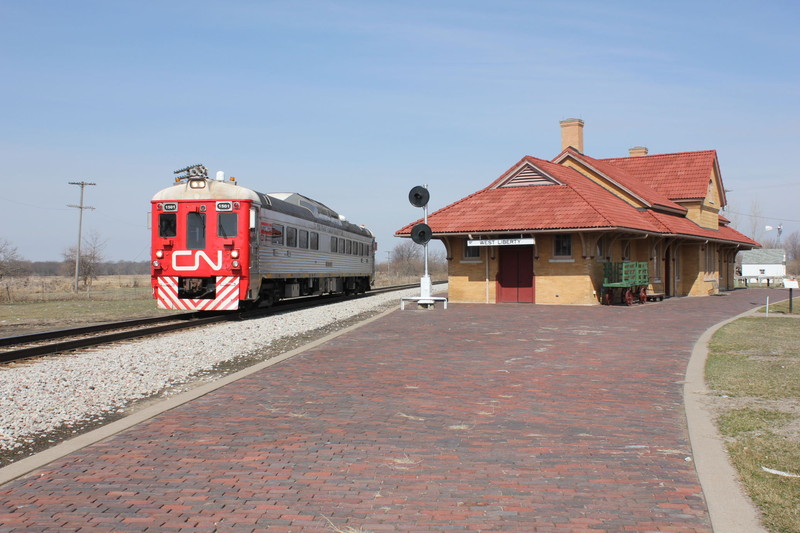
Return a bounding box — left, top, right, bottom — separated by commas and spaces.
68, 181, 96, 292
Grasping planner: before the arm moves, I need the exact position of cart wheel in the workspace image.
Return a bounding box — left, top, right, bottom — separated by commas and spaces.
604, 289, 612, 305
639, 287, 647, 304
624, 289, 634, 306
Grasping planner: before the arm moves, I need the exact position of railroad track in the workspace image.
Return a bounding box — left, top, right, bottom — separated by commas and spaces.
0, 283, 437, 364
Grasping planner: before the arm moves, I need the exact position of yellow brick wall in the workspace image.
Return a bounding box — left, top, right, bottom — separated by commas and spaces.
443, 234, 727, 304
534, 234, 599, 305
445, 237, 498, 303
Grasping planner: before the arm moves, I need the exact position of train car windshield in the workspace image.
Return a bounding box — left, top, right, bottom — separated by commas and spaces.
159, 213, 177, 238
218, 212, 238, 238
187, 212, 206, 249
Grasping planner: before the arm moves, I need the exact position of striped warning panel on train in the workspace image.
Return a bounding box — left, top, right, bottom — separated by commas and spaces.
156, 276, 240, 311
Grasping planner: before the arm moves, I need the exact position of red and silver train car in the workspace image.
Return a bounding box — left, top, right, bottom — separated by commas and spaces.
151, 164, 375, 311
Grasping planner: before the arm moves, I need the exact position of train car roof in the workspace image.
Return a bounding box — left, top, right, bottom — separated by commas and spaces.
152, 178, 373, 238
151, 179, 261, 203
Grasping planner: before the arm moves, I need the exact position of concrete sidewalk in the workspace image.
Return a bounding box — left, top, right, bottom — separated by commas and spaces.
0, 289, 784, 532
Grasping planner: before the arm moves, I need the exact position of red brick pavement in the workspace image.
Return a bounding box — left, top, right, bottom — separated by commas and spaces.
0, 289, 784, 532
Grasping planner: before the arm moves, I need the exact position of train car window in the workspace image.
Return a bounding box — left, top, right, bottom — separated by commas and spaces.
186, 212, 206, 250
359, 242, 364, 256
218, 213, 238, 238
299, 229, 309, 249
159, 213, 177, 238
345, 240, 352, 255
272, 224, 284, 245
310, 232, 319, 250
330, 236, 337, 253
286, 227, 297, 247
338, 238, 345, 253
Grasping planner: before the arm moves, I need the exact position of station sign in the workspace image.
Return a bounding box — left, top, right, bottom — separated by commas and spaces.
784, 278, 799, 289
467, 237, 535, 247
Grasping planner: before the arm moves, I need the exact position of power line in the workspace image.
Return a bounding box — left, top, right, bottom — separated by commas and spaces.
723, 209, 800, 223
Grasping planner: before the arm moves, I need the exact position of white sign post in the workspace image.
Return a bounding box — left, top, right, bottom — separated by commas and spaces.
785, 278, 798, 313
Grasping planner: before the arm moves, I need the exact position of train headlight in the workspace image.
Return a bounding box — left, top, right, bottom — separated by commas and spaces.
152, 260, 161, 268
232, 260, 240, 268
231, 250, 239, 259
155, 250, 164, 259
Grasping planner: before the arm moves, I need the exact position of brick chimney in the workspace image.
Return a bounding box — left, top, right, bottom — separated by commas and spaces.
628, 146, 649, 157
560, 118, 584, 153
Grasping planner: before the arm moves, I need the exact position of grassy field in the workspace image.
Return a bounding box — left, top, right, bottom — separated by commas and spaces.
0, 276, 178, 335
707, 317, 800, 533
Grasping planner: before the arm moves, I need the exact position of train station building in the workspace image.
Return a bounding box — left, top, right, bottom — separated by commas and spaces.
396, 119, 759, 304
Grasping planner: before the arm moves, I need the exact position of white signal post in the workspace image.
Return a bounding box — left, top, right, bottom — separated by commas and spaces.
420, 190, 432, 302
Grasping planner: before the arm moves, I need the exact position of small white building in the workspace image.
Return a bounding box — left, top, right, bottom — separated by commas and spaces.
739, 249, 786, 284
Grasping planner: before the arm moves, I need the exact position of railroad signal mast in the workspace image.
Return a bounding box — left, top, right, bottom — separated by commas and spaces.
401, 185, 447, 309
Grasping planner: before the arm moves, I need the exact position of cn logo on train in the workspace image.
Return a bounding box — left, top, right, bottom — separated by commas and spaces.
171, 250, 224, 271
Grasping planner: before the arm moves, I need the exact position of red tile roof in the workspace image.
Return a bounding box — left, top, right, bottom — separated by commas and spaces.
555, 149, 687, 214
600, 150, 719, 201
395, 151, 757, 248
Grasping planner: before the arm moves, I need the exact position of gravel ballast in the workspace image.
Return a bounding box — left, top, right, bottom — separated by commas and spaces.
0, 287, 441, 463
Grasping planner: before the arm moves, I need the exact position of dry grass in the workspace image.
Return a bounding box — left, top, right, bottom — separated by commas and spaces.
706, 317, 800, 532
0, 275, 178, 336
1, 275, 150, 303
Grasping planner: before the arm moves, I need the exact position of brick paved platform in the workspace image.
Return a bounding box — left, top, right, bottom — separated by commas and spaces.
0, 289, 784, 532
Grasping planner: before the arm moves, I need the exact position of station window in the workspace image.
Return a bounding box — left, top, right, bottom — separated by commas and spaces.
286, 227, 298, 247
596, 237, 606, 261
553, 234, 572, 258
159, 213, 176, 238
463, 240, 480, 259
299, 229, 309, 249
218, 212, 238, 238
310, 232, 319, 250
186, 212, 206, 250
705, 245, 715, 274
272, 224, 284, 246
652, 243, 662, 280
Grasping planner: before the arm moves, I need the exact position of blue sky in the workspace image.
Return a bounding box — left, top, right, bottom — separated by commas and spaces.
1, 0, 798, 261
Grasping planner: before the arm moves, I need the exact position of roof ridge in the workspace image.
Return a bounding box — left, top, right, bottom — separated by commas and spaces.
601, 149, 717, 162
559, 171, 616, 228
560, 150, 687, 213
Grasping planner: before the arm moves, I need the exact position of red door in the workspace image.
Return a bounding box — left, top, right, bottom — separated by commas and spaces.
497, 246, 534, 303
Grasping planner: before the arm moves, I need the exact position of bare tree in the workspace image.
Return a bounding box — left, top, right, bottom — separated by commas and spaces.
783, 231, 800, 275
391, 239, 423, 276
0, 238, 24, 280
62, 231, 107, 288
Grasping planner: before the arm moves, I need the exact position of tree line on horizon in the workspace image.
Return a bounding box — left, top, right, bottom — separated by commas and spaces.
3, 233, 797, 285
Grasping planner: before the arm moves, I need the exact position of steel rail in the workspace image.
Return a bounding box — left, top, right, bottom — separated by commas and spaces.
0, 282, 441, 364
0, 313, 200, 348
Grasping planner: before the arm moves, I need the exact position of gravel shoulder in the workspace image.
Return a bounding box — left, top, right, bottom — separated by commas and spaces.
0, 287, 437, 467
